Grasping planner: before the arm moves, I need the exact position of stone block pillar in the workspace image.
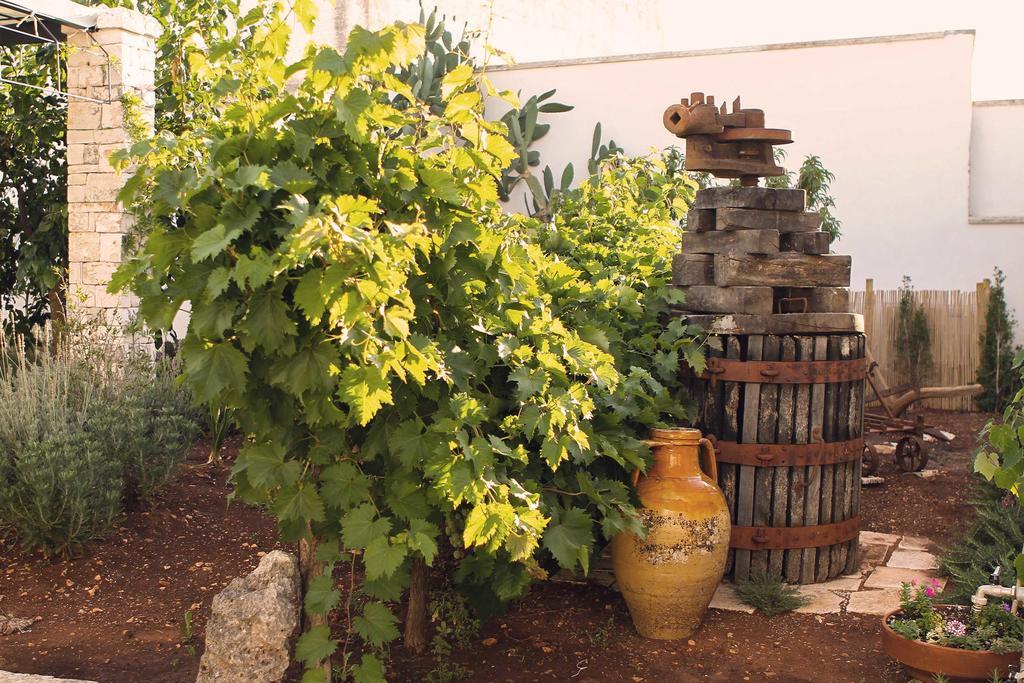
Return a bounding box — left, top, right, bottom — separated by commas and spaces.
64, 7, 160, 320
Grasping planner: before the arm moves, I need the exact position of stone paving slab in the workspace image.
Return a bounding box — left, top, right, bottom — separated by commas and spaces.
793, 586, 845, 614
860, 531, 900, 547
708, 584, 755, 613
815, 576, 864, 591
846, 589, 902, 615
898, 535, 932, 551
859, 542, 891, 574
887, 550, 938, 571
863, 566, 944, 590
706, 532, 943, 617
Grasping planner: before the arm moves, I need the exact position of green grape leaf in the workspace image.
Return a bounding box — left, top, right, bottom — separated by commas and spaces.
341, 504, 390, 549
352, 654, 387, 683
353, 601, 400, 647
272, 485, 326, 523
543, 507, 593, 572
320, 462, 370, 509
304, 574, 341, 616
363, 537, 406, 580
407, 518, 439, 565
338, 365, 393, 426
294, 625, 336, 665
182, 340, 248, 403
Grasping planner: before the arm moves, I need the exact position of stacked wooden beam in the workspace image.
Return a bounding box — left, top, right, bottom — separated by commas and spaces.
672, 187, 851, 316
676, 185, 866, 585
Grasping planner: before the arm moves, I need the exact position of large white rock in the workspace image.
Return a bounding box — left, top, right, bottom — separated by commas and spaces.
197, 551, 301, 683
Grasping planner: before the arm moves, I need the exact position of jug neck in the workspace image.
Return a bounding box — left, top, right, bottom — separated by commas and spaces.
647, 428, 705, 479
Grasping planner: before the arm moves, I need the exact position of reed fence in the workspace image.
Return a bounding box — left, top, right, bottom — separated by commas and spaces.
851, 279, 990, 411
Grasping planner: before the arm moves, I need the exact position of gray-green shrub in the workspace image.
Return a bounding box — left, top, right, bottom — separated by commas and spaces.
0, 331, 199, 555
0, 431, 122, 556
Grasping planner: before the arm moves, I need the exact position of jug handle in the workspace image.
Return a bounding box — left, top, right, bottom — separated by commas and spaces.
698, 437, 718, 482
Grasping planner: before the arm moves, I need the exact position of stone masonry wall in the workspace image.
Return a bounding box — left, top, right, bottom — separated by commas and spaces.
64, 8, 160, 320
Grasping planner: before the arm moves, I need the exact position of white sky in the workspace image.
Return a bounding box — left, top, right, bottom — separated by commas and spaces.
660, 0, 1021, 101
477, 0, 1024, 101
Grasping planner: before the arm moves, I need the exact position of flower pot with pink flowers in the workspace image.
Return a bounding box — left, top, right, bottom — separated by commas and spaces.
882, 580, 1023, 682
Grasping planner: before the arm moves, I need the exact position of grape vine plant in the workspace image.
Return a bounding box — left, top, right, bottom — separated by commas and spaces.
109, 3, 698, 680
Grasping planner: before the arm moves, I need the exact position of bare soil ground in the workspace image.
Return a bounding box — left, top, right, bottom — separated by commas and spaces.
0, 410, 994, 682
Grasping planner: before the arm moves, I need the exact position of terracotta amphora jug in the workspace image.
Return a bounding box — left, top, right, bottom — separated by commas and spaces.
611, 427, 730, 640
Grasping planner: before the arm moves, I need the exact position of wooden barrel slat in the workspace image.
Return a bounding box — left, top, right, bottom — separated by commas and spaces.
784, 336, 812, 582
721, 336, 742, 576
772, 336, 796, 578
695, 329, 864, 584
733, 335, 763, 581
751, 335, 781, 576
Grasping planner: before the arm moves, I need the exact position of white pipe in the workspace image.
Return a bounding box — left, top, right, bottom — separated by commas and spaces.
970, 583, 1020, 612
972, 582, 1024, 681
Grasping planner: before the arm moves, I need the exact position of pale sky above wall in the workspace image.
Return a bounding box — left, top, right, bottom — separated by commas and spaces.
434, 0, 1023, 101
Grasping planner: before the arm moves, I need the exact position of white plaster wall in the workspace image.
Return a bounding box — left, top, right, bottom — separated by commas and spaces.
970, 101, 1024, 221
306, 4, 1024, 316
483, 32, 1024, 316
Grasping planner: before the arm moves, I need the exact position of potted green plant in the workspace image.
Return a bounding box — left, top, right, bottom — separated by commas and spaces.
882, 580, 1022, 682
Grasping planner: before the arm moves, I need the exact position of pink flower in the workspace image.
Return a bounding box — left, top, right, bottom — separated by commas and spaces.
930, 578, 941, 588
924, 587, 935, 597
945, 620, 967, 637
911, 579, 918, 586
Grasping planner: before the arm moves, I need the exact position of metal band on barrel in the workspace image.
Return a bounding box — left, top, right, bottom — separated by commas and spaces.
713, 438, 864, 467
700, 357, 867, 384
730, 517, 861, 550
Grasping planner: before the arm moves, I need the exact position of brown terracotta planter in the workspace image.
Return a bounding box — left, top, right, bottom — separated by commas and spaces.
881, 608, 1020, 682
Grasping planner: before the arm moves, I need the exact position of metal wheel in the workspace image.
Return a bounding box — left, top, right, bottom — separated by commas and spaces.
862, 444, 881, 476
896, 436, 929, 472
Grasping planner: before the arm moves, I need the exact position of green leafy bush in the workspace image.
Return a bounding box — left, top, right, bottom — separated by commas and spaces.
939, 483, 1024, 604
0, 44, 67, 335
534, 150, 705, 437
895, 276, 933, 389
0, 431, 122, 556
734, 572, 809, 616
976, 349, 1024, 580
107, 5, 696, 677
762, 152, 842, 243
977, 268, 1021, 412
